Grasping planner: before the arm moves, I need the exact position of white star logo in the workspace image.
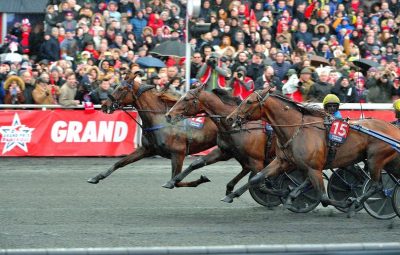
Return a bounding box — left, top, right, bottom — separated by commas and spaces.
0, 114, 35, 154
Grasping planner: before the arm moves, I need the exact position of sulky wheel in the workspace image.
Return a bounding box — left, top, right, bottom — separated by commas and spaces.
362, 171, 397, 220
248, 171, 282, 208
391, 184, 400, 218
279, 171, 320, 213
327, 165, 367, 213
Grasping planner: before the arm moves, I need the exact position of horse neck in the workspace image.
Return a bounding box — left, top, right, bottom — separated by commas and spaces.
263, 97, 304, 142
134, 91, 167, 126
199, 93, 236, 130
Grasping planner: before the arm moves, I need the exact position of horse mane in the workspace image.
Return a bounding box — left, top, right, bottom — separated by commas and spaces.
157, 89, 181, 106
212, 88, 242, 106
272, 94, 328, 118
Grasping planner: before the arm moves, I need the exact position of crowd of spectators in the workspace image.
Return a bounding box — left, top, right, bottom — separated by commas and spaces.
1, 0, 400, 106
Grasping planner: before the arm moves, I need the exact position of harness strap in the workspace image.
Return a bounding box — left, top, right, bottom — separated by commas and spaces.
143, 125, 165, 132
278, 117, 303, 150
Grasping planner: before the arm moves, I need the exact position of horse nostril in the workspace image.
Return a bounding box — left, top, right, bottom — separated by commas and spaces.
165, 114, 172, 123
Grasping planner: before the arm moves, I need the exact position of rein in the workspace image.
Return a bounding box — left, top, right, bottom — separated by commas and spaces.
107, 82, 168, 132
270, 120, 324, 127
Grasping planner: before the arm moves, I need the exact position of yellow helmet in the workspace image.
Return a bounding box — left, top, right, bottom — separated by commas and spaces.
393, 99, 400, 111
323, 94, 340, 105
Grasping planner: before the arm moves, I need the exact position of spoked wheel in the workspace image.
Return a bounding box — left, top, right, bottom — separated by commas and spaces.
363, 171, 397, 220
248, 171, 282, 207
279, 171, 320, 213
327, 166, 366, 213
391, 184, 400, 218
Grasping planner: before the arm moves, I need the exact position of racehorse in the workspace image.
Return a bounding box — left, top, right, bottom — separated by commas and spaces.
224, 88, 400, 213
164, 86, 281, 198
87, 71, 218, 187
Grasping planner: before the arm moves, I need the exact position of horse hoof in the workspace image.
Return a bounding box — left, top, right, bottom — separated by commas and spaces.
87, 177, 99, 184
346, 203, 356, 218
221, 195, 234, 203
283, 201, 293, 210
347, 210, 356, 218
200, 175, 211, 183
162, 181, 175, 189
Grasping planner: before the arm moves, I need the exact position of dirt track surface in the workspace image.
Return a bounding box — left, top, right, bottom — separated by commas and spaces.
0, 157, 399, 249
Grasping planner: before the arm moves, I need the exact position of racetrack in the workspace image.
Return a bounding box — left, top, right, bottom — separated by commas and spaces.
0, 157, 399, 249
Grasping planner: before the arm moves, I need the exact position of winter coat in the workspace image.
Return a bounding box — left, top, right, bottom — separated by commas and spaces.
366, 78, 393, 103
308, 80, 332, 102
331, 80, 357, 103
39, 36, 60, 61
32, 84, 60, 105
59, 83, 78, 106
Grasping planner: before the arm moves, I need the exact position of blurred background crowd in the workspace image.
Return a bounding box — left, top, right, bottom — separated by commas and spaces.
1, 0, 400, 107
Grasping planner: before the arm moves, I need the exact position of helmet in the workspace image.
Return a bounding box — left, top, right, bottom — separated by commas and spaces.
323, 94, 340, 106
393, 99, 400, 111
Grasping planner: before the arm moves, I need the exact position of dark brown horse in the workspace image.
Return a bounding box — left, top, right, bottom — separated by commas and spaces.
87, 71, 218, 187
225, 88, 400, 213
164, 86, 281, 201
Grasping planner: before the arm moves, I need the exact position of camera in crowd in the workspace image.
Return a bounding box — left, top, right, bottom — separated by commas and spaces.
236, 66, 247, 80
207, 57, 217, 66
206, 53, 220, 67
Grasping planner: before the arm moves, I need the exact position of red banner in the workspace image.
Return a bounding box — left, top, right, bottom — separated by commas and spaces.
341, 110, 395, 121
0, 110, 137, 156
0, 109, 397, 157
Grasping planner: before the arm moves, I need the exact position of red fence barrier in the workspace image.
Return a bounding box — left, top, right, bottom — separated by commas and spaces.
0, 110, 137, 156
0, 109, 396, 157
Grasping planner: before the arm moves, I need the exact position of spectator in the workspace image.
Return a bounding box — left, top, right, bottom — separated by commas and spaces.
246, 52, 265, 81
32, 75, 60, 105
197, 52, 231, 92
228, 65, 254, 100
331, 75, 357, 103
59, 73, 80, 106
20, 70, 35, 104
367, 69, 393, 103
190, 52, 203, 79
60, 29, 79, 61
3, 75, 25, 104
130, 10, 147, 40
254, 66, 282, 92
271, 51, 292, 81
308, 68, 332, 102
39, 31, 60, 62
90, 73, 113, 104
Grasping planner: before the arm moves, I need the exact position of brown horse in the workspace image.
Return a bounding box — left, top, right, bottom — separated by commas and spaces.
164, 87, 282, 201
87, 71, 218, 187
225, 88, 400, 213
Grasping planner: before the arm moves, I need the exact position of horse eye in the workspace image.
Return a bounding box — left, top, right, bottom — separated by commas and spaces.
246, 100, 253, 105
184, 97, 189, 101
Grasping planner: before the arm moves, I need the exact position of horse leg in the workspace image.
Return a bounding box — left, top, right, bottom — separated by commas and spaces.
226, 168, 250, 196
346, 164, 383, 217
284, 177, 312, 208
305, 168, 350, 210
221, 159, 286, 203
87, 146, 153, 184
165, 148, 231, 188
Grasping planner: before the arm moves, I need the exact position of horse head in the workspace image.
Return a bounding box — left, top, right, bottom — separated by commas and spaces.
101, 69, 145, 114
165, 83, 206, 124
226, 88, 270, 128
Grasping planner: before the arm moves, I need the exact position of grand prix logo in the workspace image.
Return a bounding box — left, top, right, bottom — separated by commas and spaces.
0, 114, 35, 154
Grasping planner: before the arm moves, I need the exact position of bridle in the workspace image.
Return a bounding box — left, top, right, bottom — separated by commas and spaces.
235, 88, 271, 127
105, 79, 155, 130
183, 89, 200, 116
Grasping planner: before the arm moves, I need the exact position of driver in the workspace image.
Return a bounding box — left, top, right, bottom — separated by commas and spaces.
323, 94, 342, 119
392, 99, 400, 126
